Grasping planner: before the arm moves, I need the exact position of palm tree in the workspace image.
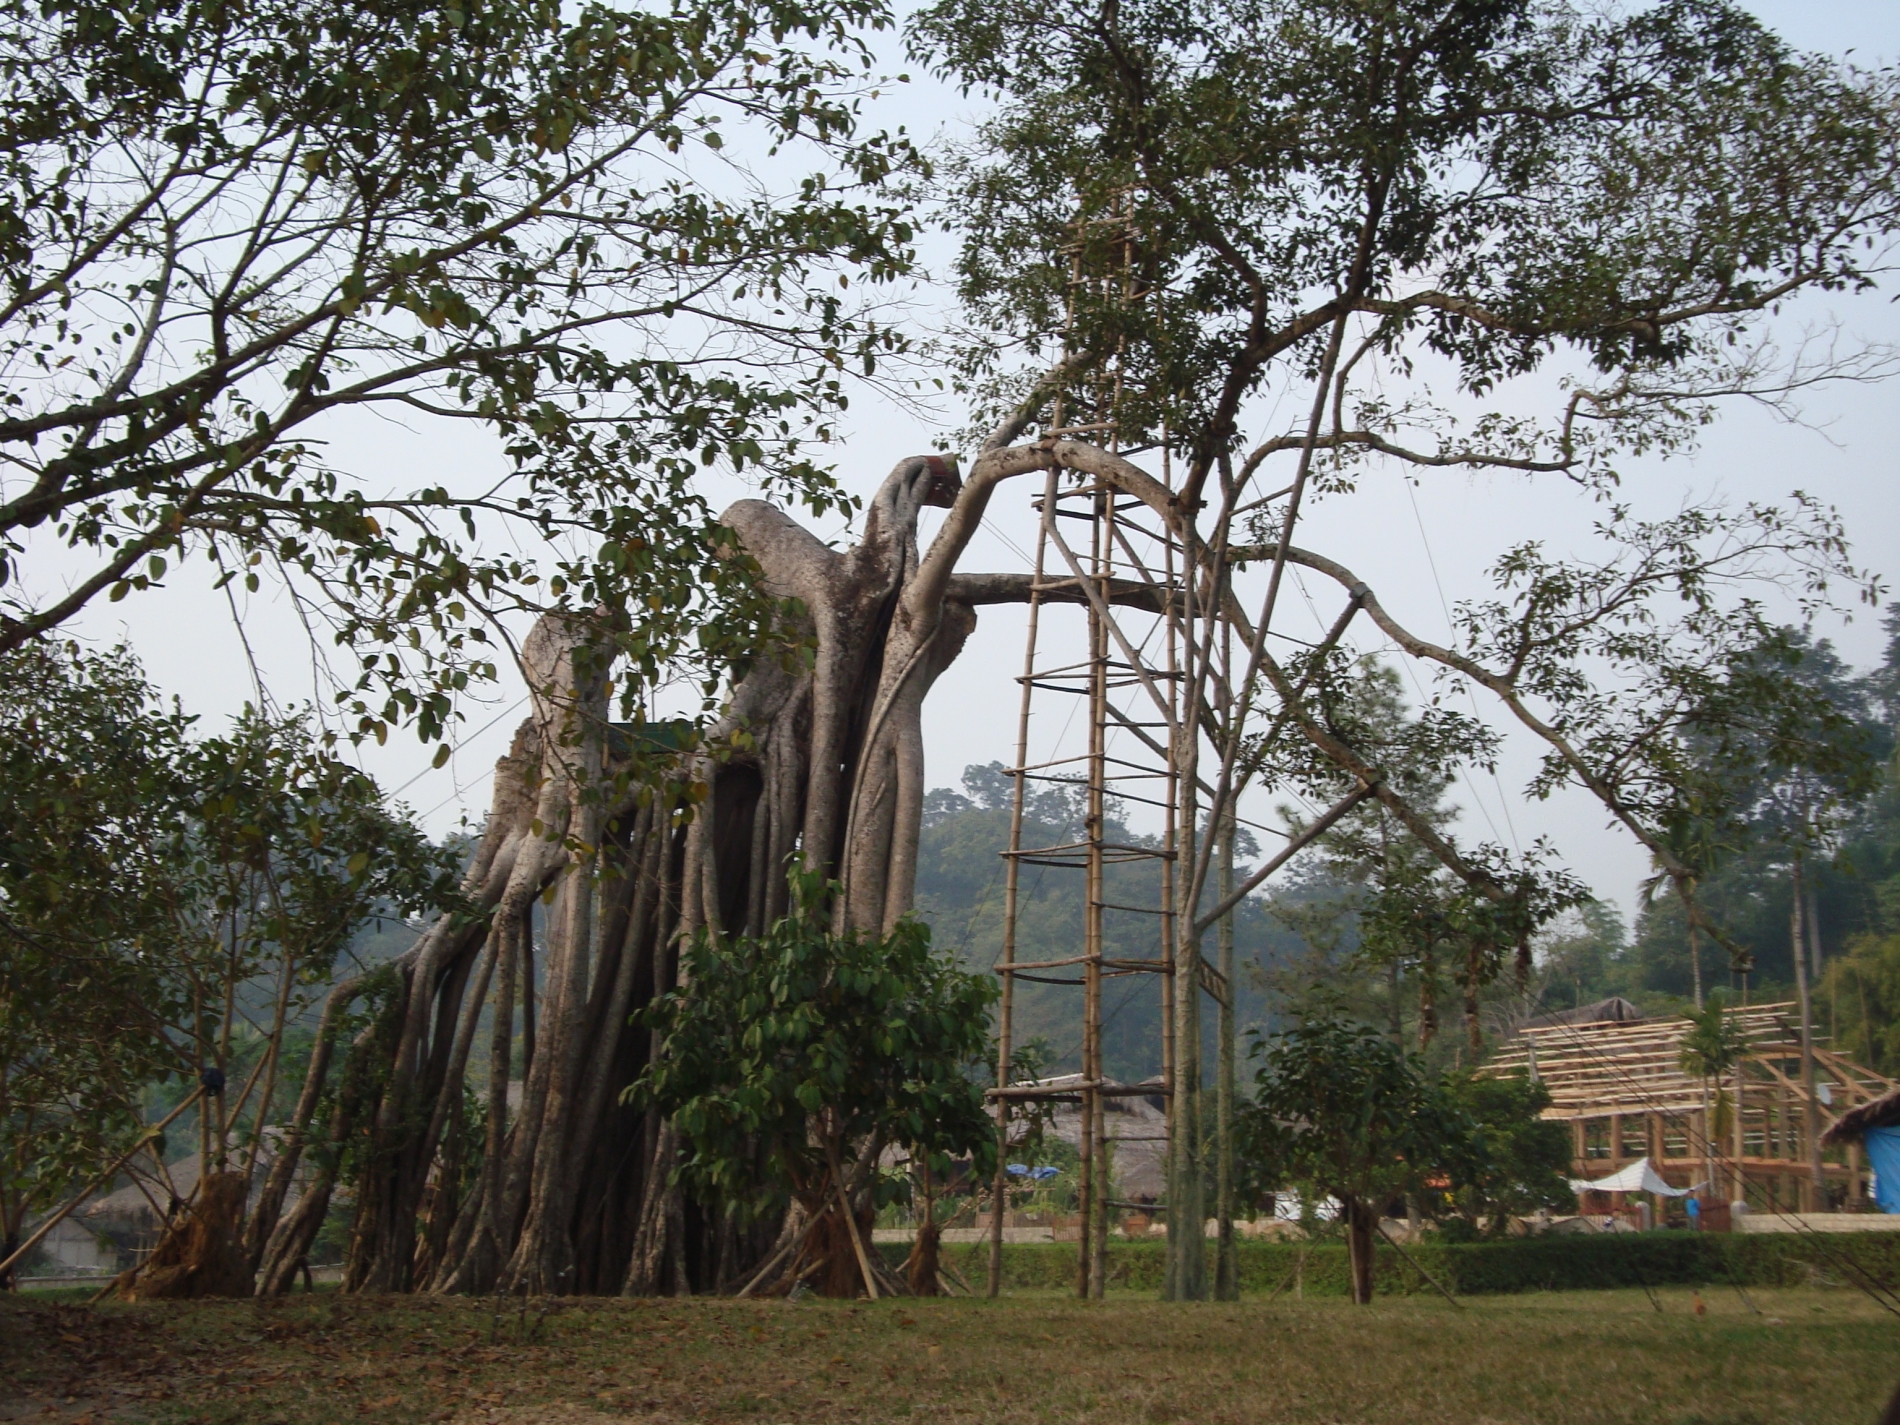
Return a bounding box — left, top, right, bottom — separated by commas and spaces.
1679, 996, 1749, 1209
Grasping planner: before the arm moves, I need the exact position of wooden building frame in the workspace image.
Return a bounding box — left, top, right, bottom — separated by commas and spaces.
1486, 1003, 1896, 1214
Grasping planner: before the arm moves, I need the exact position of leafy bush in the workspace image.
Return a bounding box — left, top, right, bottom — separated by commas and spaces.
1443, 1071, 1576, 1235
634, 869, 997, 1295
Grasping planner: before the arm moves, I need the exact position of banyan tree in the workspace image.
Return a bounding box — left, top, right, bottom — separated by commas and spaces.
243, 0, 1900, 1300
254, 416, 1179, 1299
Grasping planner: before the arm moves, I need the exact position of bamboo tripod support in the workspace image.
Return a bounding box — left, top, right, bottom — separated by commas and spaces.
985, 194, 1234, 1301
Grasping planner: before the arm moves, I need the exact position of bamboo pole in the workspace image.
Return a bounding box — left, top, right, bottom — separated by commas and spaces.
989, 468, 1056, 1300
1214, 800, 1238, 1300
0, 1088, 206, 1281
1376, 1224, 1461, 1310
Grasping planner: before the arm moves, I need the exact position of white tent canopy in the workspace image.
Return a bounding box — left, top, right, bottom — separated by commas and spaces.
1568, 1156, 1699, 1198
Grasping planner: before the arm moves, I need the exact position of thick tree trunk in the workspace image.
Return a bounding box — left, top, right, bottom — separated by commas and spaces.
318, 434, 1191, 1297
119, 1172, 252, 1301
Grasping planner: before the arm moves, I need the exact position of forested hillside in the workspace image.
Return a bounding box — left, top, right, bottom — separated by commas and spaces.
911, 763, 1304, 1080
914, 613, 1900, 1080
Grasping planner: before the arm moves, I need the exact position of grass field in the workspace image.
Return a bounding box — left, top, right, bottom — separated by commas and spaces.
2, 1284, 1894, 1425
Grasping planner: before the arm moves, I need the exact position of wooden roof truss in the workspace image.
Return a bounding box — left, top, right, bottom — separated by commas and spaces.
1486, 1002, 1895, 1133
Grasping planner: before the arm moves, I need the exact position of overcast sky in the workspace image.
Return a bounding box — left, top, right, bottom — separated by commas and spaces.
50, 0, 1900, 925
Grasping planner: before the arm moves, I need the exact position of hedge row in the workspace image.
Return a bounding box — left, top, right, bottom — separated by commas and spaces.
894, 1229, 1900, 1297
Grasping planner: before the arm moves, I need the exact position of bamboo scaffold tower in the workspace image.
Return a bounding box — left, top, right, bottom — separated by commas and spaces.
985, 196, 1237, 1301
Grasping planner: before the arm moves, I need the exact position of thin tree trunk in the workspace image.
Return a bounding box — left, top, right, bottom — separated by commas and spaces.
1166, 490, 1206, 1300
1688, 919, 1703, 1011
245, 974, 364, 1271
506, 843, 605, 1293
563, 808, 661, 1264
258, 1014, 386, 1295
1807, 881, 1825, 980
1791, 855, 1827, 1212
349, 922, 458, 1290
241, 949, 300, 1193
624, 816, 685, 1298
625, 789, 720, 1297
1167, 927, 1206, 1301
1345, 1196, 1375, 1305
409, 935, 501, 1284
440, 910, 522, 1295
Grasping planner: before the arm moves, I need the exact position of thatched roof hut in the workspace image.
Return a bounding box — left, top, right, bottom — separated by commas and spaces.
1820, 1084, 1900, 1215
1520, 997, 1644, 1031
1015, 1074, 1170, 1201
81, 1140, 302, 1235
1822, 1085, 1900, 1148
83, 1153, 212, 1231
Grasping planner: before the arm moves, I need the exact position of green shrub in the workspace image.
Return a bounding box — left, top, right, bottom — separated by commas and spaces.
903, 1228, 1900, 1297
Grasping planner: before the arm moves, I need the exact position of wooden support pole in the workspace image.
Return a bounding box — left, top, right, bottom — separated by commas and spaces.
1377, 1224, 1461, 1310
1079, 480, 1109, 1301
1214, 799, 1238, 1301
989, 470, 1057, 1301
0, 1089, 206, 1282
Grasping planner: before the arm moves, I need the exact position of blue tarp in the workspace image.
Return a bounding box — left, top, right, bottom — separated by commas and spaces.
1005, 1164, 1060, 1180
1864, 1127, 1900, 1214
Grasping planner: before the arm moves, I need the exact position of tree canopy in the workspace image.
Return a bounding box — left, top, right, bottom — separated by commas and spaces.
1240, 1013, 1473, 1303
918, 0, 1900, 474
0, 641, 458, 1281
911, 0, 1899, 956
0, 0, 918, 744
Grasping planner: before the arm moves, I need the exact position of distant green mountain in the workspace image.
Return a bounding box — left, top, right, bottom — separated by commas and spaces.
912, 763, 1306, 1081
